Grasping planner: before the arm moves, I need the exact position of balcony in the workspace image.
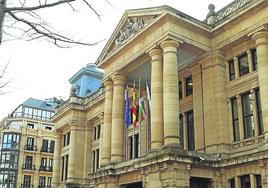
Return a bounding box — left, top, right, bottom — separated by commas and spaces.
21, 184, 34, 188
39, 165, 53, 172
22, 164, 36, 171
24, 145, 38, 151
40, 147, 54, 153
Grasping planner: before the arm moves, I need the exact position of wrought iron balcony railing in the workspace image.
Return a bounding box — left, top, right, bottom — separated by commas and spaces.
24, 145, 38, 151
22, 164, 36, 171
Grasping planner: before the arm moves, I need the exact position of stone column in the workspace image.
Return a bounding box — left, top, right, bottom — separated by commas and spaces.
52, 129, 62, 187
83, 121, 92, 181
111, 74, 127, 163
235, 176, 241, 188
237, 95, 245, 140
101, 80, 113, 166
68, 122, 78, 182
161, 40, 180, 147
252, 31, 268, 140
149, 48, 164, 150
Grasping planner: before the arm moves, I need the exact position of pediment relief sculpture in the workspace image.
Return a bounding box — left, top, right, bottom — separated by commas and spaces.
106, 16, 158, 57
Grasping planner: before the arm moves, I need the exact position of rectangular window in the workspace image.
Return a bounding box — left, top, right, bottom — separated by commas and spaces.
27, 123, 34, 129
41, 139, 49, 152
185, 77, 193, 96
255, 89, 264, 135
25, 156, 33, 170
229, 59, 236, 81
23, 175, 32, 187
252, 48, 258, 71
93, 127, 97, 140
134, 134, 139, 159
231, 98, 240, 142
128, 136, 133, 160
2, 133, 20, 149
238, 53, 249, 76
65, 155, 68, 180
26, 137, 35, 150
66, 132, 70, 145
61, 157, 65, 181
179, 81, 182, 99
96, 149, 99, 170
63, 134, 66, 147
186, 111, 195, 151
179, 114, 184, 147
47, 177, 52, 188
39, 176, 46, 188
48, 158, 53, 171
241, 175, 251, 188
242, 93, 254, 139
230, 178, 235, 188
256, 175, 262, 188
45, 126, 52, 130
92, 150, 95, 173
50, 140, 55, 153
97, 125, 101, 139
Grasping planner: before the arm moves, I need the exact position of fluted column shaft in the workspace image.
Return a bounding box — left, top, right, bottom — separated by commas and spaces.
111, 74, 127, 163
149, 48, 164, 150
52, 130, 62, 187
101, 80, 113, 166
68, 123, 77, 182
253, 31, 268, 139
161, 40, 180, 147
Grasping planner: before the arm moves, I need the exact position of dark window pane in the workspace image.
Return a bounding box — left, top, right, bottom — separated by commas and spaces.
231, 98, 240, 142
179, 81, 182, 99
179, 114, 184, 147
229, 59, 236, 81
186, 111, 195, 151
238, 53, 249, 76
256, 175, 262, 188
241, 175, 251, 188
134, 134, 139, 159
185, 77, 193, 96
252, 48, 258, 71
230, 178, 235, 188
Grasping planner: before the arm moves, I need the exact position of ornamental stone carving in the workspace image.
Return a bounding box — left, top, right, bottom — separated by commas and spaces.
107, 16, 157, 56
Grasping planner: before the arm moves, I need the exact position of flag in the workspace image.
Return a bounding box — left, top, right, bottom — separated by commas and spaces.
124, 87, 131, 128
138, 78, 147, 122
146, 81, 151, 112
132, 81, 137, 127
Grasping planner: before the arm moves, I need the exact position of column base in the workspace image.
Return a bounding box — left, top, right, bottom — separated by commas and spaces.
100, 158, 111, 167
164, 136, 180, 147
111, 154, 124, 164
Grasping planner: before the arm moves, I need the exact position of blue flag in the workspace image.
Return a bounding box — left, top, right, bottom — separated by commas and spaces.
125, 87, 131, 127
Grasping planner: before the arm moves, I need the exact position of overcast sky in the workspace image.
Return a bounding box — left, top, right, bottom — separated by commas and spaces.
0, 0, 234, 119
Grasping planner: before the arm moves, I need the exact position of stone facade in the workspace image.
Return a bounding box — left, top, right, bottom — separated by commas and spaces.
51, 0, 268, 187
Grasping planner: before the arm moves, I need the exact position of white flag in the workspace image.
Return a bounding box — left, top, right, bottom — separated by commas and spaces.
146, 82, 151, 112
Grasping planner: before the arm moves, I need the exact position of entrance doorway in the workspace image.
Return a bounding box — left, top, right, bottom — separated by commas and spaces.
190, 177, 212, 188
120, 181, 143, 188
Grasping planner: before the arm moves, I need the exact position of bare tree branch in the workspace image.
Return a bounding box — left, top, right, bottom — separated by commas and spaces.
7, 10, 101, 47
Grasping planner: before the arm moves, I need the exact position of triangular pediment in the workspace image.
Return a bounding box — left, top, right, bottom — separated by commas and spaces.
97, 6, 168, 65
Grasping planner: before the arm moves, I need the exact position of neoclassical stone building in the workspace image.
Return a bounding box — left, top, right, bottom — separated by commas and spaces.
51, 0, 268, 187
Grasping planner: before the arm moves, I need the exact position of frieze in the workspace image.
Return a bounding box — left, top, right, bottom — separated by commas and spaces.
106, 16, 158, 58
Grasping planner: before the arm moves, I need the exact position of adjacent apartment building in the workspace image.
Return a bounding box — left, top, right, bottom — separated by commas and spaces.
51, 0, 268, 187
0, 98, 58, 188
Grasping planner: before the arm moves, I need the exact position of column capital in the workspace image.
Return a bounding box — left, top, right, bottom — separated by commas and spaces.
104, 79, 113, 88
149, 48, 162, 57
160, 40, 180, 49
112, 74, 127, 86
252, 31, 268, 46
